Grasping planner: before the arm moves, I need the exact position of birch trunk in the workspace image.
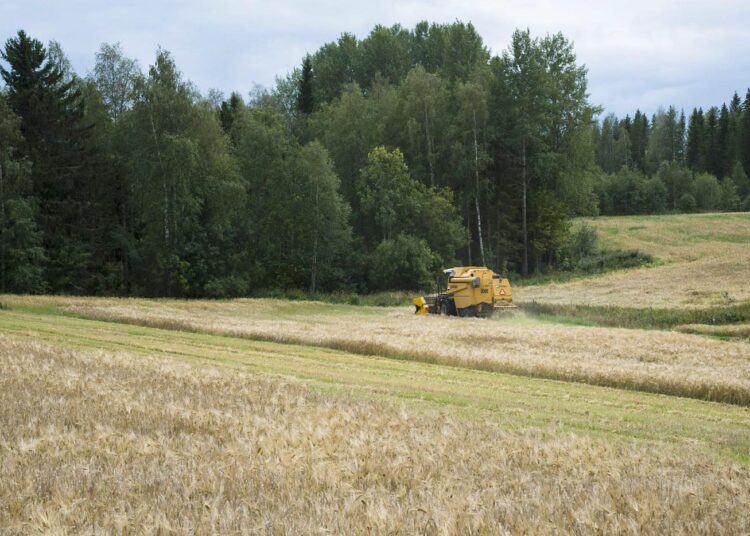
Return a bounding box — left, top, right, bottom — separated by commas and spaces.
472, 107, 485, 266
311, 177, 319, 293
521, 137, 529, 276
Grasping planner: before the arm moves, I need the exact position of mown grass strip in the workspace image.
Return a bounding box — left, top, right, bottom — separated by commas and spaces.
522, 301, 750, 330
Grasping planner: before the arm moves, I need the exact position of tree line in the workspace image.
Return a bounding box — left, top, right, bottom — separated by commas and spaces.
593, 97, 750, 214
0, 24, 747, 296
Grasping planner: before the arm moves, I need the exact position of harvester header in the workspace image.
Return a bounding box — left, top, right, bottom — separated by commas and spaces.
413, 266, 516, 318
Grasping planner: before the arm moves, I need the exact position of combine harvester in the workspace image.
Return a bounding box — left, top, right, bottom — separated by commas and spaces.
413, 266, 516, 318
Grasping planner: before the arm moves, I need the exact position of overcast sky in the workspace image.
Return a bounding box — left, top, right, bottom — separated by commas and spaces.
1, 0, 748, 117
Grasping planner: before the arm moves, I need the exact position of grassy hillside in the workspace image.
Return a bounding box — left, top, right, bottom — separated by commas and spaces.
518, 212, 750, 308
1, 305, 749, 533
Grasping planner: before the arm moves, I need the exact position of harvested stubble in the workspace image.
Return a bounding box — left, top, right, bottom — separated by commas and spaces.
2, 335, 750, 534
518, 212, 750, 308
19, 295, 750, 406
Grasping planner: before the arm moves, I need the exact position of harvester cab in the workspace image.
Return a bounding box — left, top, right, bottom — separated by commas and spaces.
413, 266, 516, 318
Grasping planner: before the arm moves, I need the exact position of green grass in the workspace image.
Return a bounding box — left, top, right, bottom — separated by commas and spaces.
1, 307, 748, 465
582, 212, 750, 257
248, 288, 415, 307
523, 301, 750, 331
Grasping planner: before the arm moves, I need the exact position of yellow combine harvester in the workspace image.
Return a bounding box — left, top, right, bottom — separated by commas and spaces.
413, 266, 516, 318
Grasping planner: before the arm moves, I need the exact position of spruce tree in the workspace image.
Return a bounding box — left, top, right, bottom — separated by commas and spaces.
297, 56, 314, 115
1, 30, 96, 292
629, 110, 648, 171
686, 108, 706, 171
675, 110, 686, 164
704, 107, 720, 178
728, 92, 743, 164
219, 92, 244, 135
717, 104, 731, 178
742, 89, 750, 178
0, 93, 46, 293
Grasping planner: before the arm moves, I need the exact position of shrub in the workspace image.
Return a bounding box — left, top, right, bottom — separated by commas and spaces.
368, 234, 440, 291
568, 222, 598, 263
577, 250, 653, 273
677, 193, 697, 212
692, 173, 722, 210
204, 275, 249, 298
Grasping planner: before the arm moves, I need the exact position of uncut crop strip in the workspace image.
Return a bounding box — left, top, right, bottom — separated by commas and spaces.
0, 309, 749, 458
1, 318, 750, 533
18, 296, 750, 406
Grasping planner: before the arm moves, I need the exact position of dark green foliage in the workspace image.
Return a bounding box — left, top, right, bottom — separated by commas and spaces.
628, 110, 649, 172
743, 90, 750, 178
357, 146, 464, 266
657, 161, 692, 210
219, 92, 244, 134
720, 177, 741, 211
558, 221, 652, 276
3, 24, 742, 298
575, 249, 653, 274
567, 221, 597, 263
594, 167, 667, 215
677, 193, 697, 212
686, 108, 706, 171
705, 107, 721, 178
730, 161, 750, 199
717, 104, 731, 178
0, 93, 45, 293
297, 56, 314, 114
693, 173, 722, 210
645, 106, 680, 173
368, 234, 440, 291
1, 31, 107, 293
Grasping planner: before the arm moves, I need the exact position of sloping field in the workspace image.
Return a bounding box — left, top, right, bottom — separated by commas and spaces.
518, 212, 750, 308
1, 308, 749, 533
6, 295, 748, 405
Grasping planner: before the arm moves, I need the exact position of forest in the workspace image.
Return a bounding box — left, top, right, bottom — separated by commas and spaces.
1, 23, 749, 297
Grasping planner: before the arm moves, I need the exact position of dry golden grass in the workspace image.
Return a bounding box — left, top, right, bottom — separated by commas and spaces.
6, 295, 750, 406
2, 333, 750, 534
518, 212, 750, 308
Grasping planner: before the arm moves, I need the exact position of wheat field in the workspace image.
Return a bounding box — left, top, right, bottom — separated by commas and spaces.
7, 294, 747, 405
518, 212, 750, 308
2, 316, 750, 534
